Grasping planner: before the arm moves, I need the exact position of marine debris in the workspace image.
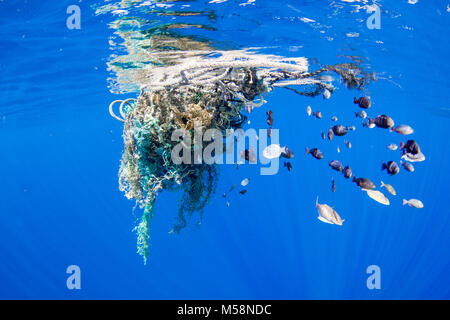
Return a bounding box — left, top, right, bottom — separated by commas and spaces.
108, 47, 368, 262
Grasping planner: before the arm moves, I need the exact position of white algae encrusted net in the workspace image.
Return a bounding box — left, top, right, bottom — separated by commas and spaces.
108, 48, 372, 263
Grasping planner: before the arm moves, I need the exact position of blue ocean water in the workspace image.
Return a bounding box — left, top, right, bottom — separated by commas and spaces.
0, 0, 449, 299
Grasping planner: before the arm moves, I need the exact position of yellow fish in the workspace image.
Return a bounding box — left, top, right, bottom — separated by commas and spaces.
363, 189, 390, 206
380, 181, 396, 196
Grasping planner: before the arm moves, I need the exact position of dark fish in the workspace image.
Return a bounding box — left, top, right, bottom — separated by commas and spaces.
266, 110, 273, 126
281, 147, 294, 159
329, 160, 343, 172
344, 140, 352, 149
354, 96, 371, 109
382, 161, 400, 175
240, 149, 257, 163
305, 147, 323, 160
239, 189, 247, 195
284, 162, 293, 172
400, 140, 420, 155
402, 162, 415, 172
331, 178, 336, 192
268, 127, 273, 137
332, 125, 348, 136
328, 128, 334, 141
372, 115, 394, 129
321, 131, 326, 140
353, 177, 376, 189
343, 166, 352, 179
312, 111, 322, 119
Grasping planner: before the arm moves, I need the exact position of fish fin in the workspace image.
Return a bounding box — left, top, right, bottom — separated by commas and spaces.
402, 199, 408, 206
318, 216, 333, 224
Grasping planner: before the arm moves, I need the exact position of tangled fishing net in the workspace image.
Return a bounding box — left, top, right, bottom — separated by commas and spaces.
109, 48, 373, 263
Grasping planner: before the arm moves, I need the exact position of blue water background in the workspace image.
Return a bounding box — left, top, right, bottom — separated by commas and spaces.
0, 0, 449, 299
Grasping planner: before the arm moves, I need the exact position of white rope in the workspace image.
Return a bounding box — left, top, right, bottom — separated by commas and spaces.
109, 100, 125, 122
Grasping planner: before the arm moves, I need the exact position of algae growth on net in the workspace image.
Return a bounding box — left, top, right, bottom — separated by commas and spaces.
97, 3, 373, 263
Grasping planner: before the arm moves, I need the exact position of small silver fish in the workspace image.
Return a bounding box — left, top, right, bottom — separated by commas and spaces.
355, 110, 367, 119
391, 124, 414, 135
241, 178, 249, 187
402, 161, 415, 172
331, 116, 338, 122
387, 143, 398, 151
347, 125, 356, 131
344, 140, 352, 149
403, 198, 424, 208
337, 146, 340, 153
306, 106, 312, 116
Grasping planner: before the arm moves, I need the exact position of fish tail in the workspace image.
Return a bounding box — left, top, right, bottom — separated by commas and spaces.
283, 162, 287, 167
380, 181, 385, 187
402, 199, 408, 206
316, 196, 319, 206
355, 112, 358, 117
354, 97, 358, 104
305, 147, 310, 155
362, 121, 367, 128
352, 176, 357, 183
400, 142, 405, 149
382, 162, 386, 170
